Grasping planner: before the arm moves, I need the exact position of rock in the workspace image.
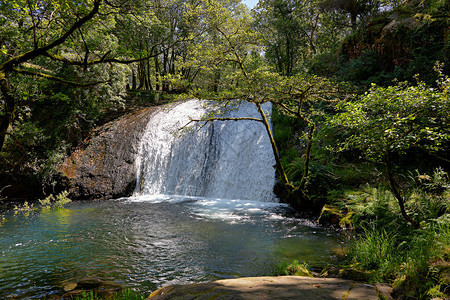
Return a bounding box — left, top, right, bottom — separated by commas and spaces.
60, 278, 122, 299
59, 107, 158, 200
147, 276, 392, 300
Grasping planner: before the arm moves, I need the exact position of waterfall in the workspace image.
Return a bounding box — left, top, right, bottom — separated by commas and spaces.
134, 99, 277, 202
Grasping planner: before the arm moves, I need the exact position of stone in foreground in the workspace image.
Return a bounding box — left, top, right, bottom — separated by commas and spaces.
148, 276, 392, 300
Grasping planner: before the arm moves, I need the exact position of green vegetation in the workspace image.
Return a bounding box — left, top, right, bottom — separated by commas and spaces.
275, 260, 313, 277
329, 183, 449, 299
13, 190, 71, 216
0, 0, 448, 298
73, 289, 146, 300
326, 67, 449, 228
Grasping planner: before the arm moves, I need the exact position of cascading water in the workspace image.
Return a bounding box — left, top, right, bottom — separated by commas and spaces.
0, 101, 340, 299
134, 99, 277, 202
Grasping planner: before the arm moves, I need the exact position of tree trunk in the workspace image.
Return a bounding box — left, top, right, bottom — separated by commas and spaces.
147, 58, 152, 91
350, 11, 358, 31
298, 124, 315, 190
154, 51, 160, 91
385, 151, 420, 229
132, 68, 137, 90
0, 72, 16, 153
137, 61, 144, 89
162, 50, 169, 92
255, 102, 292, 189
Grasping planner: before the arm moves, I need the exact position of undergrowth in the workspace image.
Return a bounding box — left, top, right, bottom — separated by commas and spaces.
274, 260, 313, 277
13, 190, 71, 217
73, 289, 145, 300
324, 168, 450, 299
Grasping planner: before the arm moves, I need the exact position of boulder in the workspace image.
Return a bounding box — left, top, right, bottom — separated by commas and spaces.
147, 276, 393, 300
59, 107, 158, 200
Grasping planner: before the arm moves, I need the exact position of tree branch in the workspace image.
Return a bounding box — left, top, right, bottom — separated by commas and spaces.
13, 68, 109, 87
0, 0, 102, 71
187, 116, 263, 125
43, 37, 184, 66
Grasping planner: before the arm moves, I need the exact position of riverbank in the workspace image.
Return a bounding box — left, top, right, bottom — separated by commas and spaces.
147, 276, 393, 300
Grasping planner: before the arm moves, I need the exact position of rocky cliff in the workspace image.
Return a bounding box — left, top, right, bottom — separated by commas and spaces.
337, 1, 449, 84
59, 107, 158, 200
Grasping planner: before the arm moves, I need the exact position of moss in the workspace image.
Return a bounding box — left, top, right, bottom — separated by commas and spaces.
275, 260, 313, 277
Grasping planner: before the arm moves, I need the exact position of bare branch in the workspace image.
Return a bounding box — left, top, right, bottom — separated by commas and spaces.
179, 115, 264, 133
190, 116, 263, 123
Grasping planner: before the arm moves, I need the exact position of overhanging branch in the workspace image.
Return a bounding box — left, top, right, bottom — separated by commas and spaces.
43, 36, 188, 66
0, 0, 102, 71
13, 67, 109, 87
189, 116, 263, 123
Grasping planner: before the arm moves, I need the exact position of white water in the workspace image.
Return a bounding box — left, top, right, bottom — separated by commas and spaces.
134, 99, 277, 202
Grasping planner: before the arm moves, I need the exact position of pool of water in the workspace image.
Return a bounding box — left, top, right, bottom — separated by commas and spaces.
0, 196, 339, 298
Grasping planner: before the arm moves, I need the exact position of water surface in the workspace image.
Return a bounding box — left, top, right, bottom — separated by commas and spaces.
0, 196, 339, 298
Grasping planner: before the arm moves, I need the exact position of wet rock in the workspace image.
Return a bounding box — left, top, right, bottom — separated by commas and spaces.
60, 278, 122, 299
59, 107, 158, 200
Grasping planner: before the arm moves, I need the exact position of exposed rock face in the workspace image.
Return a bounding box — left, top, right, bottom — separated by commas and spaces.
339, 8, 449, 81
59, 107, 158, 200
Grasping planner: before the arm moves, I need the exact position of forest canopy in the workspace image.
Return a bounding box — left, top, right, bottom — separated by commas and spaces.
0, 0, 448, 194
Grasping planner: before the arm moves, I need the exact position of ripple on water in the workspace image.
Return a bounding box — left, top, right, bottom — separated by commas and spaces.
0, 197, 338, 298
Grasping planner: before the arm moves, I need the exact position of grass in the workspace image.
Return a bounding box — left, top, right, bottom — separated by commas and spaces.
73, 289, 146, 300
344, 223, 449, 298
333, 180, 450, 299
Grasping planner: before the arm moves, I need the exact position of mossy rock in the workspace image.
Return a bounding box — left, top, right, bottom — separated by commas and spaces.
286, 265, 313, 277
60, 278, 122, 299
321, 265, 371, 282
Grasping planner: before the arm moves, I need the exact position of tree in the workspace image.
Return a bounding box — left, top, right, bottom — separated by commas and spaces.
253, 0, 305, 76
327, 68, 449, 228
252, 0, 349, 75
319, 0, 382, 30
178, 0, 342, 207
0, 0, 177, 154
0, 0, 99, 152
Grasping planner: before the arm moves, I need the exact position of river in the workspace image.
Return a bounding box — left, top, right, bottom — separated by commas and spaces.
0, 196, 338, 298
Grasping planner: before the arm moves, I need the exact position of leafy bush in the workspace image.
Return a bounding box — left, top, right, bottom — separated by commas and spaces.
338, 49, 380, 83
13, 191, 72, 217
39, 190, 71, 209
326, 67, 449, 228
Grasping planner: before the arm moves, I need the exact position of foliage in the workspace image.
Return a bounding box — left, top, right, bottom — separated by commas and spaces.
0, 0, 176, 192
325, 166, 449, 298
320, 0, 388, 30
344, 221, 449, 298
329, 69, 449, 160
13, 191, 71, 216
329, 0, 450, 86
338, 169, 448, 229
38, 190, 71, 209
325, 67, 449, 227
274, 259, 312, 276
347, 229, 397, 274
74, 289, 146, 300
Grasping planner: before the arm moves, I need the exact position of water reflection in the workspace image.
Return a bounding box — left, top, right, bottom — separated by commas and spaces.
0, 197, 338, 298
